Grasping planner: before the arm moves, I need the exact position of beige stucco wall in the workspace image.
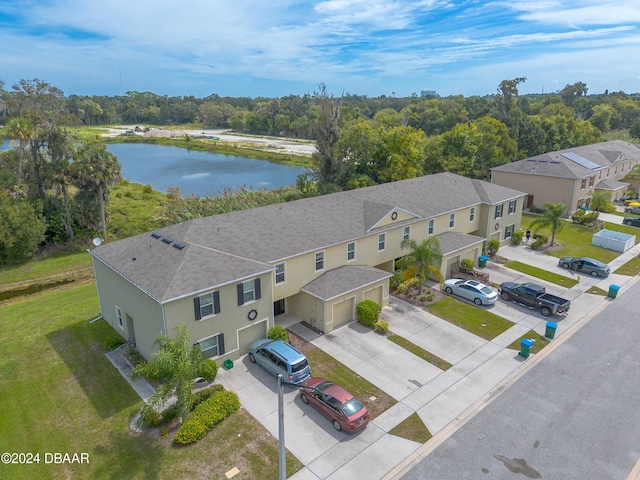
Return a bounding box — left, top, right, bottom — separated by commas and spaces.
162, 271, 273, 361
492, 171, 575, 213
92, 259, 165, 360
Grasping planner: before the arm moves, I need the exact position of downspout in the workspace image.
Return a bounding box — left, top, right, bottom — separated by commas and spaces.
323, 300, 327, 333
161, 303, 167, 335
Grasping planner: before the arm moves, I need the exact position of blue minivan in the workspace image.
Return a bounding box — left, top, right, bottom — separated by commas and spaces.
248, 339, 311, 384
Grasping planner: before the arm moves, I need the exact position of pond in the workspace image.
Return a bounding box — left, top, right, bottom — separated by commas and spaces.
1, 140, 306, 196
107, 143, 307, 197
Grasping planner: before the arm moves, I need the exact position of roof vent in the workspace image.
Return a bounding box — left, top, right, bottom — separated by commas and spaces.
151, 231, 162, 239
162, 236, 174, 244
173, 242, 186, 250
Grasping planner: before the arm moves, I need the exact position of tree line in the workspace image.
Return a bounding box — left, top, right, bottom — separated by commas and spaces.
1, 77, 640, 265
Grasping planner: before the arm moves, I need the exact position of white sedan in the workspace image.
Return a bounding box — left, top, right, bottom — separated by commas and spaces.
443, 279, 498, 305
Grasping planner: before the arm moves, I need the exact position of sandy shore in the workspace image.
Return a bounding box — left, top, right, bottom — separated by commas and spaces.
102, 125, 316, 156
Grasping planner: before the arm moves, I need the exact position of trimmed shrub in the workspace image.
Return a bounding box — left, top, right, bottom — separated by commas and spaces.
486, 239, 500, 257
511, 230, 523, 245
197, 358, 219, 382
356, 300, 381, 328
390, 270, 403, 290
571, 209, 586, 223
397, 277, 420, 294
460, 258, 474, 270
174, 390, 241, 444
193, 384, 224, 407
426, 292, 435, 302
402, 266, 417, 281
267, 325, 289, 342
531, 234, 548, 249
104, 333, 124, 351
375, 320, 389, 334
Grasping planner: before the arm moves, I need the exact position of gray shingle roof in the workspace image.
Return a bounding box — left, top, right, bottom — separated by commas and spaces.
301, 265, 392, 301
437, 232, 485, 256
91, 172, 524, 303
491, 140, 640, 179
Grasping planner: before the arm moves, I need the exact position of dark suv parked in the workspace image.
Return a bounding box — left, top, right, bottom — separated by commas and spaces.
623, 216, 640, 227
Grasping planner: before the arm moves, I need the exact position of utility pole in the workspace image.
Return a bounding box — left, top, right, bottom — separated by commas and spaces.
278, 374, 286, 480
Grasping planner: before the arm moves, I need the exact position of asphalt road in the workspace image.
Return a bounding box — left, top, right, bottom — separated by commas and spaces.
400, 277, 640, 480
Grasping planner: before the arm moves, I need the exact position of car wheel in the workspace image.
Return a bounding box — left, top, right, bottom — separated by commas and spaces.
332, 419, 342, 431
541, 307, 551, 317
444, 286, 453, 294
474, 298, 482, 305
501, 292, 510, 301
300, 393, 309, 404
561, 262, 569, 269
590, 270, 599, 277
248, 353, 256, 363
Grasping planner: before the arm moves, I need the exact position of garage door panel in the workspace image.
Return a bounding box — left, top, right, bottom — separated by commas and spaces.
333, 298, 354, 329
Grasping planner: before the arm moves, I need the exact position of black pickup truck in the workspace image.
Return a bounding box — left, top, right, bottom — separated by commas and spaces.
499, 282, 571, 317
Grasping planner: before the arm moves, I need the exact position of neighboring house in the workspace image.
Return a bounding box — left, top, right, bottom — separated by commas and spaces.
491, 140, 640, 214
90, 172, 526, 362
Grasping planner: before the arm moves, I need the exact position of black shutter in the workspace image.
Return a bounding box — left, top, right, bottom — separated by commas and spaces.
218, 334, 225, 355
255, 278, 261, 300
237, 284, 244, 306
194, 297, 201, 320
213, 291, 220, 314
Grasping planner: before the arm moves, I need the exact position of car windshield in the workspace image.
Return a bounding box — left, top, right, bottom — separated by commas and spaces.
313, 381, 333, 392
341, 398, 364, 416
480, 286, 493, 294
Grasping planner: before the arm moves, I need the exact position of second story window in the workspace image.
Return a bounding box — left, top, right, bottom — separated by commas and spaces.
428, 219, 434, 235
315, 251, 324, 271
469, 207, 475, 222
449, 213, 455, 229
378, 233, 386, 251
275, 263, 285, 284
589, 176, 594, 187
237, 279, 261, 305
347, 242, 355, 261
495, 204, 503, 219
581, 179, 586, 189
195, 291, 220, 319
508, 200, 516, 214
403, 226, 410, 240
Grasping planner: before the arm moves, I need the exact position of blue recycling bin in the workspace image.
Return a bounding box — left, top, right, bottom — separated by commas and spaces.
608, 285, 620, 299
478, 255, 488, 268
545, 321, 558, 339
519, 338, 535, 358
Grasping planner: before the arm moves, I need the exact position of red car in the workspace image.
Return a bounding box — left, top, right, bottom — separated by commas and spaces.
299, 377, 370, 433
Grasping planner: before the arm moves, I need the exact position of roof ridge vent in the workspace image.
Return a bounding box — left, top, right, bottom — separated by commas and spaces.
151, 231, 162, 239
162, 236, 174, 244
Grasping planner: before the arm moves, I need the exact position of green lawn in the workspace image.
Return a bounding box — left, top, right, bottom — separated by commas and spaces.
387, 334, 453, 370
507, 330, 551, 355
427, 296, 514, 340
503, 260, 578, 288
0, 285, 302, 480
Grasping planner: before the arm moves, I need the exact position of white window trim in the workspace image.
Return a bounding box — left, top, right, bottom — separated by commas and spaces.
449, 213, 455, 229
315, 251, 325, 272
115, 305, 124, 330
469, 207, 475, 222
403, 226, 410, 241
505, 224, 515, 238
198, 333, 223, 358
198, 292, 216, 319
347, 242, 356, 262
508, 200, 516, 215
242, 280, 256, 304
378, 233, 386, 252
428, 219, 435, 235
275, 262, 286, 285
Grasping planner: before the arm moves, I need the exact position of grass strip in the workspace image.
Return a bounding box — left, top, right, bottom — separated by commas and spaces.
387, 334, 452, 370
426, 296, 513, 340
507, 330, 551, 355
389, 412, 432, 444
504, 260, 579, 288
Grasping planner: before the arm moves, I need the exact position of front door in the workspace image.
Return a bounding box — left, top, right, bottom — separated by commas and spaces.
274, 299, 285, 316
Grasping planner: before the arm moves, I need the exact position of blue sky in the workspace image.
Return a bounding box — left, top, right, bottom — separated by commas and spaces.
1, 0, 639, 98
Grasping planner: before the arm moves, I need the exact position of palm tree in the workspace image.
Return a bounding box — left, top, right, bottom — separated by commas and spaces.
588, 191, 611, 214
529, 202, 567, 246
400, 236, 444, 294
132, 325, 218, 424
71, 141, 121, 241
5, 117, 34, 188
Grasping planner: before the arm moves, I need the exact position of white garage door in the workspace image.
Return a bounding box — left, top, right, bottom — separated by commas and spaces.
332, 297, 355, 329
238, 321, 267, 355
364, 285, 382, 305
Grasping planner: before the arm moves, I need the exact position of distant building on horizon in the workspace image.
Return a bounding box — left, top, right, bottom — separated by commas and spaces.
421, 90, 437, 97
